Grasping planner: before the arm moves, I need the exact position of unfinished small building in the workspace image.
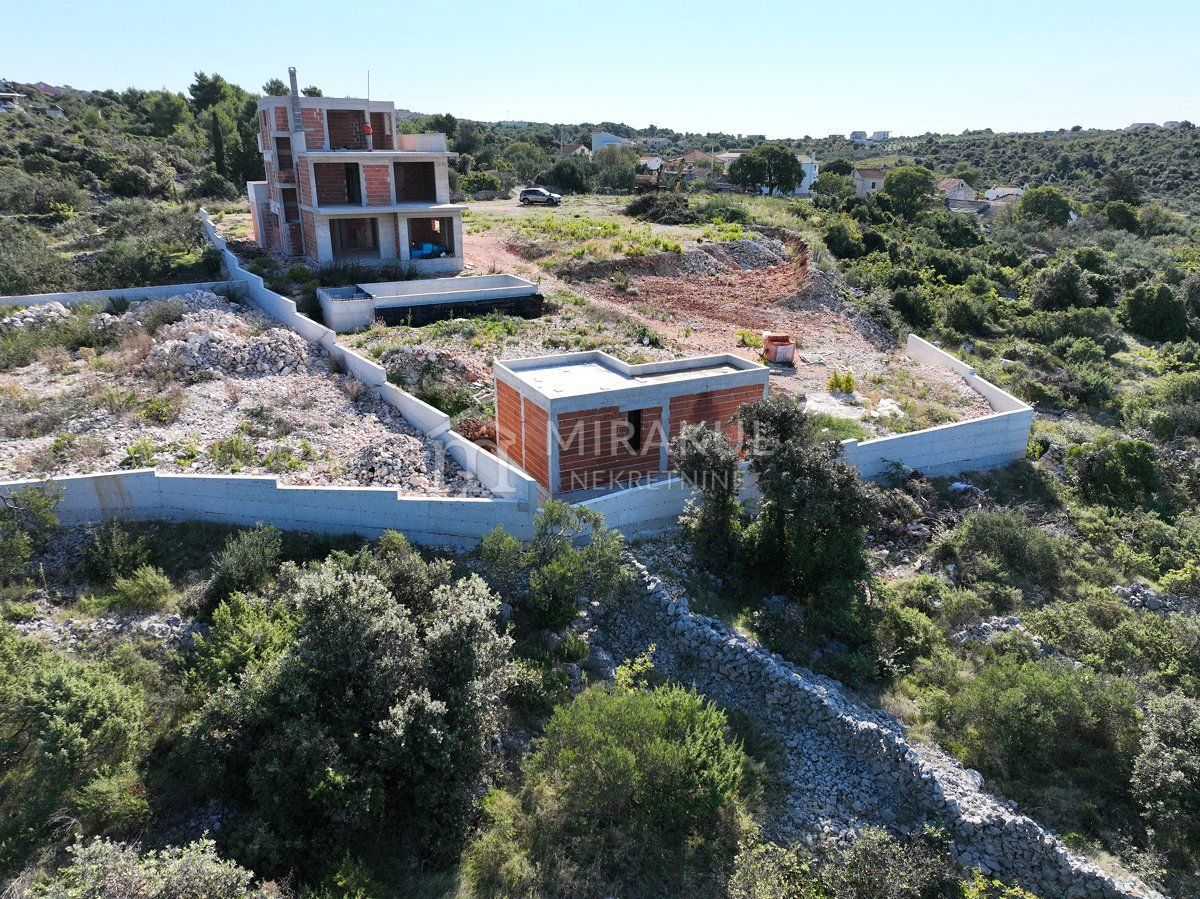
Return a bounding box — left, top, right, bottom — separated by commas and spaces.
247, 68, 463, 273
494, 351, 769, 497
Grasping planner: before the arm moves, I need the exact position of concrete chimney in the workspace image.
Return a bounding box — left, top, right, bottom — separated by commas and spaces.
287, 67, 305, 150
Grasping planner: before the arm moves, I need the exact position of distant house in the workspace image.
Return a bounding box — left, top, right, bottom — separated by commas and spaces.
1163, 121, 1182, 129
1126, 122, 1161, 132
32, 81, 64, 97
715, 150, 746, 170
641, 136, 673, 149
937, 177, 975, 201
849, 130, 868, 141
984, 186, 1023, 201
853, 167, 886, 195
870, 130, 890, 141
638, 155, 663, 171
591, 131, 633, 153
0, 91, 25, 113
562, 143, 592, 159
29, 103, 65, 120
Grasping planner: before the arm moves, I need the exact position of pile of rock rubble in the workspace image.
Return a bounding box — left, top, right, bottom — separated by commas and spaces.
1113, 582, 1197, 615
0, 301, 72, 334
10, 610, 199, 651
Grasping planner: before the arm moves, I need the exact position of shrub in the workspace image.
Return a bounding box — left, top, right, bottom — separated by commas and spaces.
208, 435, 257, 471
36, 838, 270, 899
189, 592, 296, 688
85, 520, 149, 582
1121, 282, 1190, 342
624, 193, 699, 224
0, 486, 59, 584
202, 525, 282, 609
934, 509, 1063, 592
134, 298, 186, 333
823, 219, 865, 259
741, 396, 880, 598
736, 328, 764, 348
460, 170, 501, 193
1132, 693, 1200, 861
940, 656, 1140, 787
1017, 186, 1071, 227
672, 423, 744, 564
111, 565, 176, 611
1067, 437, 1159, 507
1160, 562, 1200, 597
827, 369, 856, 393
75, 766, 151, 837
696, 196, 751, 224
122, 437, 157, 468
463, 681, 753, 897
816, 826, 958, 899
942, 288, 990, 334
185, 560, 511, 876
1030, 261, 1095, 310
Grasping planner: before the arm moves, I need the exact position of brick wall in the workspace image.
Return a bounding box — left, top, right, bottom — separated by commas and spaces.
259, 110, 271, 149
669, 384, 765, 444
327, 109, 364, 150
496, 380, 524, 467
370, 112, 393, 149
301, 108, 324, 151
395, 162, 436, 201
364, 163, 392, 205
273, 106, 289, 131
313, 163, 350, 205
524, 400, 550, 491
556, 405, 663, 494
297, 162, 313, 207
299, 210, 318, 261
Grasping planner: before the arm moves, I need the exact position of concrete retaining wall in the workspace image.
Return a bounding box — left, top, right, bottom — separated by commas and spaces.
585, 334, 1033, 533
0, 281, 244, 310
0, 470, 532, 547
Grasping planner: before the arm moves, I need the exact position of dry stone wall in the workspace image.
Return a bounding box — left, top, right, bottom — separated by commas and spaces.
602, 555, 1164, 899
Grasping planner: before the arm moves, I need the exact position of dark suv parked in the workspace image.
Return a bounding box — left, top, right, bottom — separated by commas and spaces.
519, 187, 562, 206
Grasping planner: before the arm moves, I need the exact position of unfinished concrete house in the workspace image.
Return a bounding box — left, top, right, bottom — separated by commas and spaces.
247, 68, 463, 273
494, 351, 768, 497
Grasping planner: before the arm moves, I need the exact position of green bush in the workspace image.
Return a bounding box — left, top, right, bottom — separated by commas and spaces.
35, 838, 270, 899
624, 193, 699, 225
1120, 282, 1190, 342
671, 423, 744, 565
1067, 437, 1159, 507
75, 766, 151, 838
460, 170, 501, 193
208, 435, 257, 471
1132, 693, 1200, 862
84, 520, 150, 582
1160, 561, 1200, 597
122, 437, 157, 468
201, 525, 282, 609
463, 680, 753, 897
939, 656, 1140, 787
0, 486, 59, 584
111, 565, 176, 611
933, 509, 1063, 592
1030, 261, 1095, 310
189, 592, 296, 689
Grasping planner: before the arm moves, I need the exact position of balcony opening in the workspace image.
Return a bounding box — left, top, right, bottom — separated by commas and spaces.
275, 135, 293, 172
330, 218, 380, 260
394, 162, 437, 202
370, 112, 393, 150
326, 109, 366, 150
408, 217, 454, 259
626, 409, 644, 453
313, 162, 362, 206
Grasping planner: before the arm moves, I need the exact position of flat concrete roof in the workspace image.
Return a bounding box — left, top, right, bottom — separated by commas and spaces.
495, 351, 767, 414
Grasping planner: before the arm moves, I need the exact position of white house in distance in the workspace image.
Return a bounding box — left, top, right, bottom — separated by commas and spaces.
641, 136, 673, 149
591, 131, 634, 153
853, 167, 886, 195
769, 154, 818, 196
937, 177, 975, 201
871, 130, 890, 141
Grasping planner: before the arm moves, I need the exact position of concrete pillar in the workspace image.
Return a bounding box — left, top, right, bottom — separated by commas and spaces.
377, 215, 397, 260
396, 217, 411, 264
434, 161, 450, 203
314, 217, 333, 263
450, 213, 464, 260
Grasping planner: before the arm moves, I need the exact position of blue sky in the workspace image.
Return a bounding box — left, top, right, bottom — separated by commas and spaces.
3, 0, 1196, 137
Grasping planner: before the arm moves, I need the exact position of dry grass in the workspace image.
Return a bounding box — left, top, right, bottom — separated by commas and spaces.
35, 345, 73, 374
222, 379, 242, 405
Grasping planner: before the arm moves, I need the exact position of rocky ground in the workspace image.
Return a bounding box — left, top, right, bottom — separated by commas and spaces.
0, 291, 488, 497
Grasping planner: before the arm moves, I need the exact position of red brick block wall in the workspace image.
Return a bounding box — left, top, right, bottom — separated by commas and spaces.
669, 384, 765, 445
326, 110, 364, 150
496, 381, 524, 467
296, 163, 313, 206
301, 108, 324, 151
299, 209, 318, 261
363, 164, 392, 206
273, 106, 289, 131
313, 163, 350, 205
370, 112, 393, 149
524, 400, 550, 491
556, 406, 662, 494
